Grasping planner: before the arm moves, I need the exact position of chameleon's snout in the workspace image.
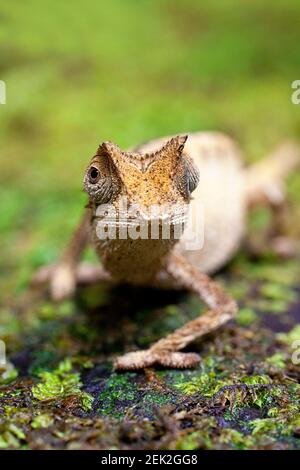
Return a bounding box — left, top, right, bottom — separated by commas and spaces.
94, 201, 189, 229
134, 203, 189, 226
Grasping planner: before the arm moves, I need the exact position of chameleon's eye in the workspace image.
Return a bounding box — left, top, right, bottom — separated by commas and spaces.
89, 167, 100, 184
175, 157, 200, 199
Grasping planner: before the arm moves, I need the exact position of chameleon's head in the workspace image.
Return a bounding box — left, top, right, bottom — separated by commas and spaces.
83, 135, 199, 238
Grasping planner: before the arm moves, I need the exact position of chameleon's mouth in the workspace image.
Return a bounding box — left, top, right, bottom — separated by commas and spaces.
94, 203, 188, 225
93, 203, 189, 240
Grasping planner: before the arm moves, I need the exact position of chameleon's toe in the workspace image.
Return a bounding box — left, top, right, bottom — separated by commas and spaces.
50, 264, 76, 301
154, 351, 201, 369
113, 351, 157, 370
270, 236, 298, 259
113, 350, 201, 370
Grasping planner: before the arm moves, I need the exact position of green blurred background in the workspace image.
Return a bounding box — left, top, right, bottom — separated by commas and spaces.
0, 0, 300, 300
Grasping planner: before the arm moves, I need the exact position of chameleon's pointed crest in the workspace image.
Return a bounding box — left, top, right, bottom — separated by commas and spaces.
159, 135, 188, 158
97, 141, 123, 160
142, 134, 188, 171
97, 135, 188, 173
141, 134, 188, 172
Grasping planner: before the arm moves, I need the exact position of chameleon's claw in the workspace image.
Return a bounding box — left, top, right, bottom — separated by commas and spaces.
32, 263, 76, 301
113, 350, 201, 371
113, 351, 156, 370
155, 351, 201, 369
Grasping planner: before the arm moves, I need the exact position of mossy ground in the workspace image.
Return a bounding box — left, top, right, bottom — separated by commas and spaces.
1, 246, 300, 450
1, 0, 300, 450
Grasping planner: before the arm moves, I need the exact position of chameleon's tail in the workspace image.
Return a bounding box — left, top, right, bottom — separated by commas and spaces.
245, 141, 300, 208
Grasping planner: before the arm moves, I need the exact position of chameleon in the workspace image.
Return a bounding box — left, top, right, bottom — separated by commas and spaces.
33, 132, 300, 370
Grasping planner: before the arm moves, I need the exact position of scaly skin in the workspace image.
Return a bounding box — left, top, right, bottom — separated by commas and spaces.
33, 132, 300, 370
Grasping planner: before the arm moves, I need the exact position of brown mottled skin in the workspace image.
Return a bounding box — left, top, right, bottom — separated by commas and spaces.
34, 132, 300, 370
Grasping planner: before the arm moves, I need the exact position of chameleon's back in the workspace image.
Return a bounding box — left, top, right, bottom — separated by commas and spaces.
136, 132, 247, 274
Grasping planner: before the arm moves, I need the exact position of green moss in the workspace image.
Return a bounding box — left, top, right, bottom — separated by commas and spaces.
250, 417, 283, 435
236, 307, 258, 326
0, 362, 18, 384
97, 373, 139, 419
219, 429, 255, 449
174, 430, 213, 450
138, 391, 173, 417
254, 299, 289, 314
254, 282, 297, 313
0, 423, 26, 449
233, 257, 300, 286
260, 283, 296, 303
277, 325, 300, 345
38, 301, 75, 320
241, 375, 270, 386
247, 397, 300, 438
136, 302, 201, 347
31, 413, 54, 429
175, 370, 283, 411
0, 309, 22, 339
175, 431, 203, 450
28, 350, 59, 377
174, 371, 230, 398
79, 285, 109, 309
174, 417, 217, 450
266, 353, 286, 369
31, 358, 93, 411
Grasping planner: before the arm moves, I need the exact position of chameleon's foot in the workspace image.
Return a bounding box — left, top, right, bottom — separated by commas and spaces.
246, 235, 298, 260
32, 262, 112, 301
50, 264, 77, 301
32, 263, 76, 301
113, 350, 201, 371
270, 236, 298, 259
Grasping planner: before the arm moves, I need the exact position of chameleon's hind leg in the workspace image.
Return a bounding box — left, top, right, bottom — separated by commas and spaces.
32, 208, 111, 300
245, 200, 297, 259
114, 254, 237, 370
245, 141, 300, 258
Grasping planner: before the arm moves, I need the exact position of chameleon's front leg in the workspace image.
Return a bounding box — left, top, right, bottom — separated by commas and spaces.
114, 254, 238, 370
32, 208, 112, 300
